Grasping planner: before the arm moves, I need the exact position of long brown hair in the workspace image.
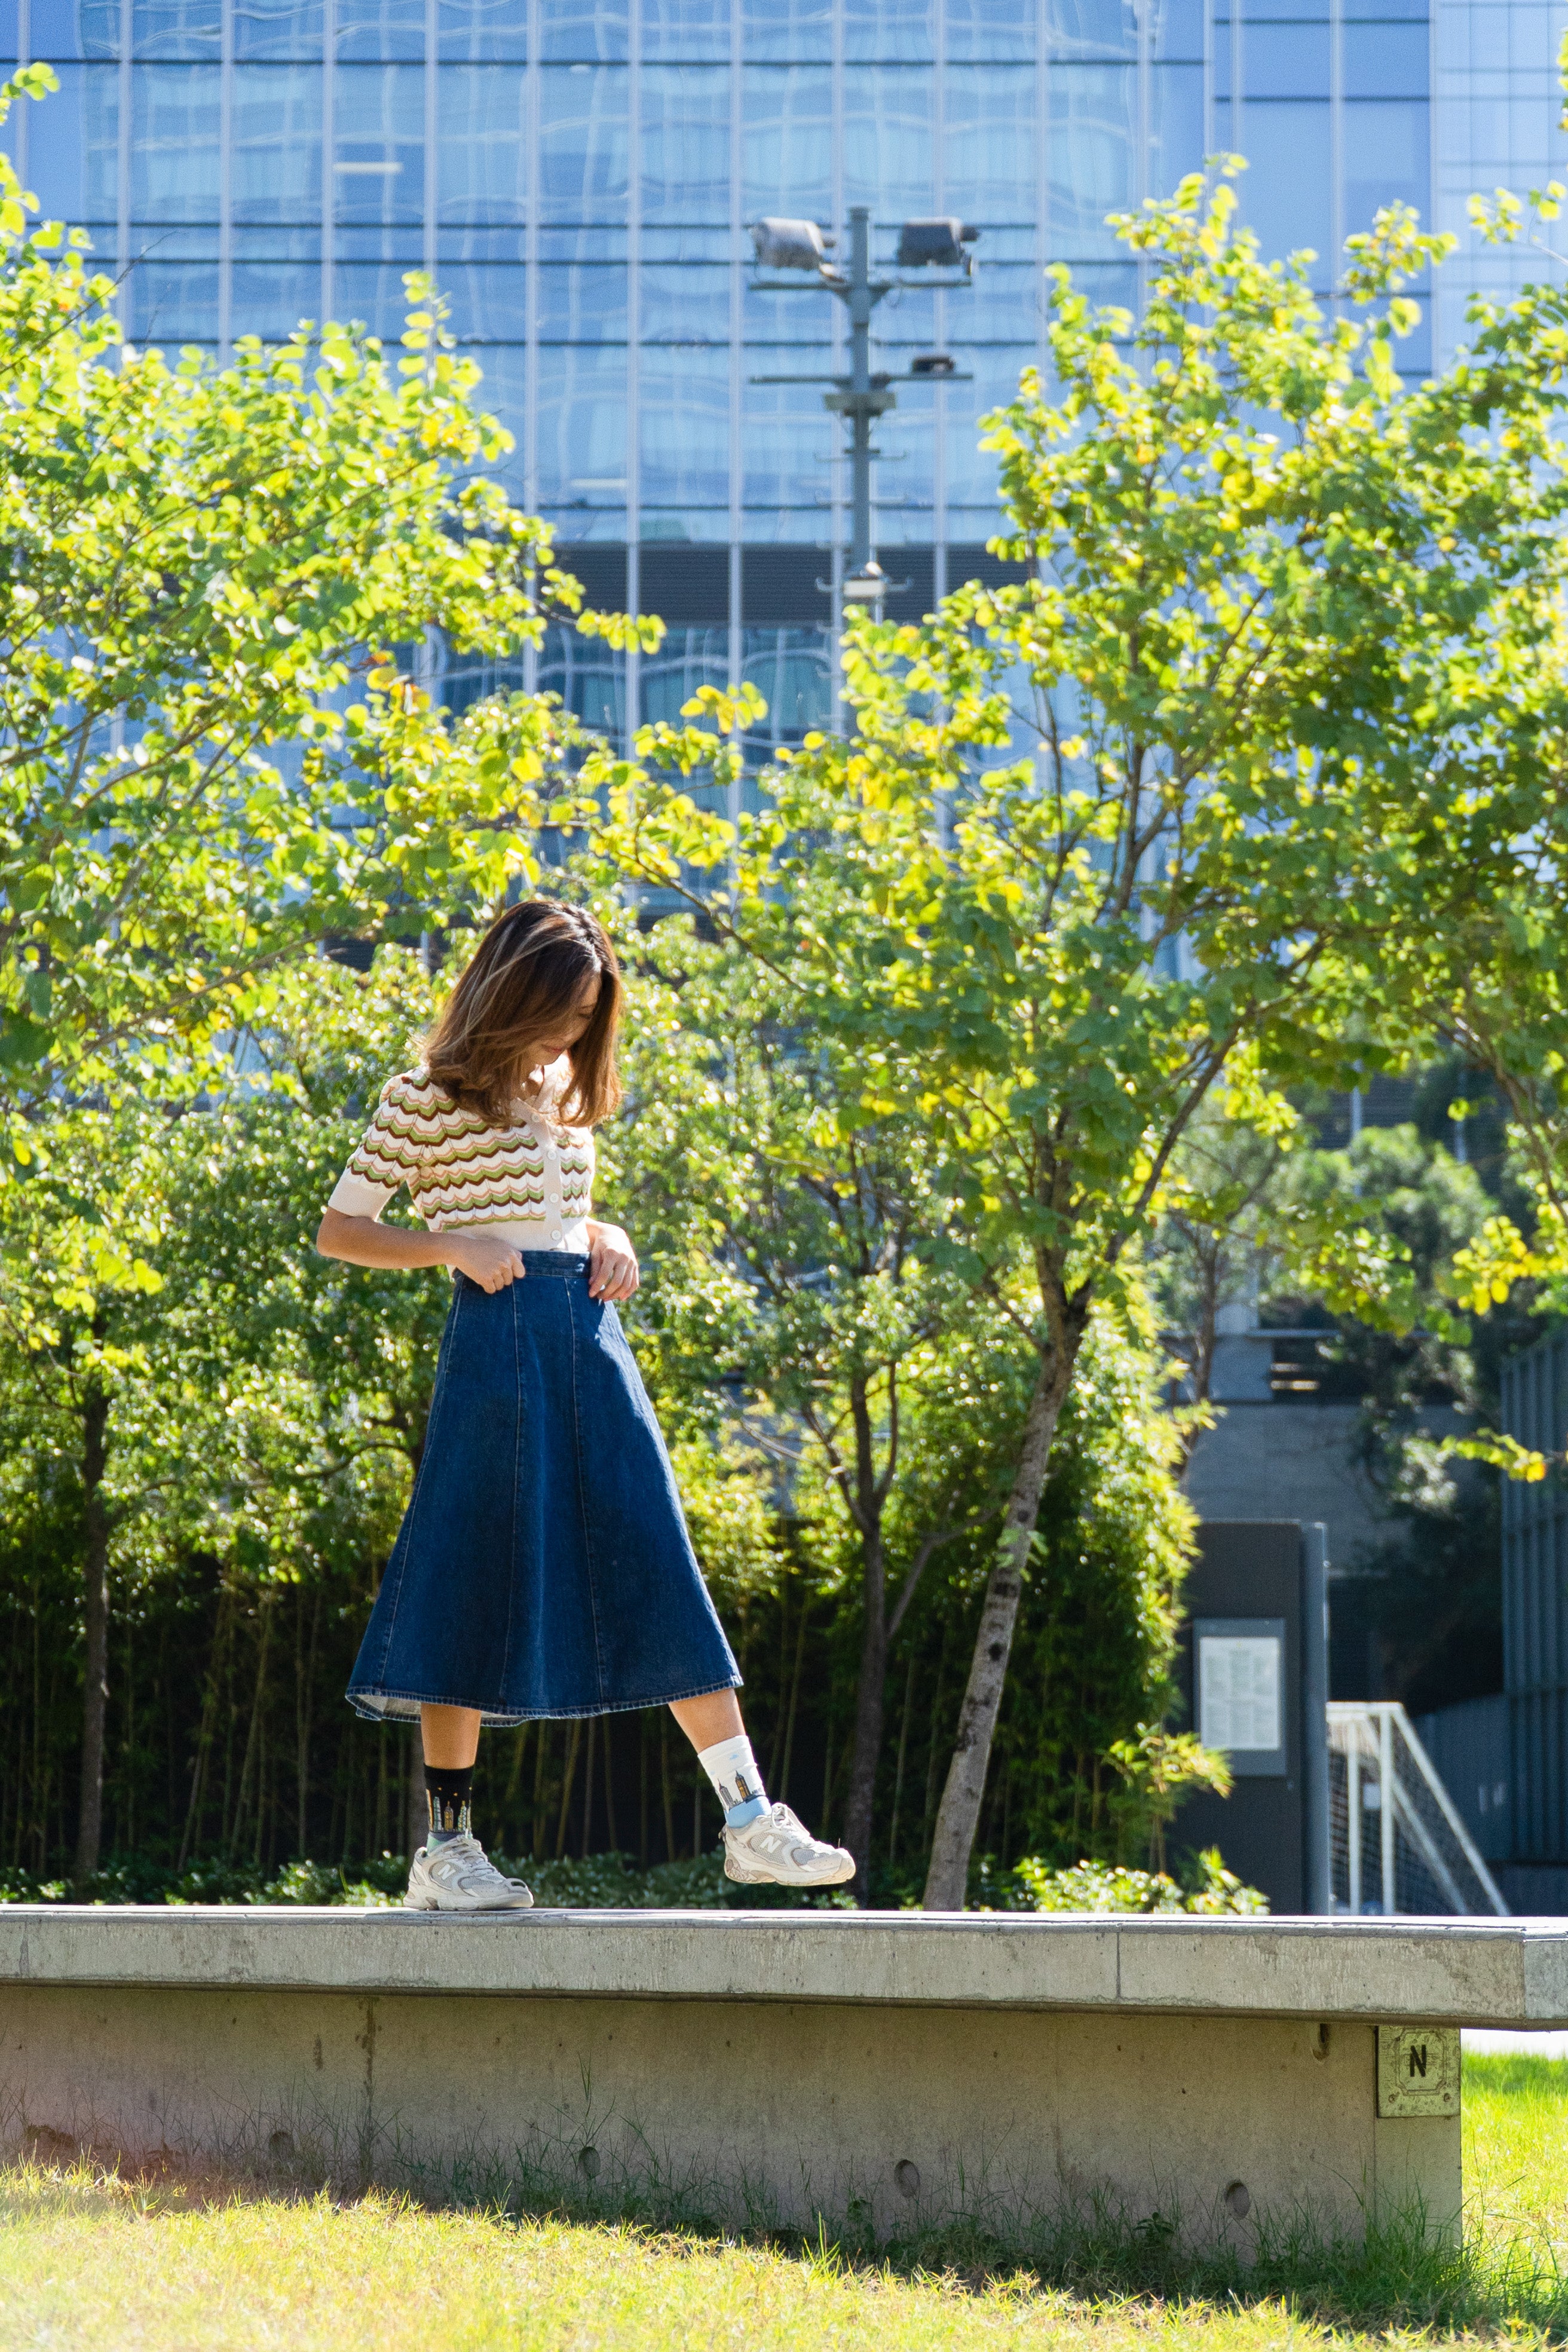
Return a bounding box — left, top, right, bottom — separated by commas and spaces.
423, 901, 623, 1127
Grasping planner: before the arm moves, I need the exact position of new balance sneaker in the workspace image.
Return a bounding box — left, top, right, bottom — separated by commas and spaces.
404, 1835, 534, 1912
722, 1802, 855, 1889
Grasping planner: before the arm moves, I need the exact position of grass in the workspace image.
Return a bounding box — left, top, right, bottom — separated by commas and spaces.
0, 2053, 1564, 2349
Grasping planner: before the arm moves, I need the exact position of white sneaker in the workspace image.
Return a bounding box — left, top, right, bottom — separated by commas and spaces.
722, 1802, 855, 1889
404, 1835, 534, 1912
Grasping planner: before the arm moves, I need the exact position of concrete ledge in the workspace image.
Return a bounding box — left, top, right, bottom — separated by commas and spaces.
3, 1907, 1568, 2026
4, 1911, 1566, 2244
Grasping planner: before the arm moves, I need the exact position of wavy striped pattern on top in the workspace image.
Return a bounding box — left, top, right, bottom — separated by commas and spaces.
345, 1067, 596, 1233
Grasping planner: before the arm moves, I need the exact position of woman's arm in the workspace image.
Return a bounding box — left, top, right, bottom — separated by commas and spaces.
585, 1218, 639, 1303
315, 1209, 528, 1295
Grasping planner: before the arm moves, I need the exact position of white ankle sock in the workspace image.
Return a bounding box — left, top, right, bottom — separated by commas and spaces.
697, 1734, 769, 1827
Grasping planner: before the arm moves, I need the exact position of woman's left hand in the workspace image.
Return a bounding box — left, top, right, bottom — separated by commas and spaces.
587, 1222, 639, 1303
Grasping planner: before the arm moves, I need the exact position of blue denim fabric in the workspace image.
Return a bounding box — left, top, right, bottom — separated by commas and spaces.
347, 1254, 740, 1724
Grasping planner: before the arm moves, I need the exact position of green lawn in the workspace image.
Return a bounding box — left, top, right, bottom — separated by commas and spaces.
0, 2054, 1564, 2350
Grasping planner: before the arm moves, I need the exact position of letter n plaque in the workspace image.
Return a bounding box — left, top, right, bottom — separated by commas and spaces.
1376, 2025, 1461, 2116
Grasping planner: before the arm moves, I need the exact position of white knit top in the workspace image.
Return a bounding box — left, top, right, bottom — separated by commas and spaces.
327, 1061, 595, 1253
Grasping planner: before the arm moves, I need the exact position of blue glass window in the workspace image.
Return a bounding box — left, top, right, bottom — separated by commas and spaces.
944, 347, 1030, 504
540, 0, 627, 63
1241, 100, 1332, 256
1150, 60, 1204, 191
1241, 0, 1325, 20
232, 63, 323, 223
946, 0, 1033, 63
947, 65, 1038, 224
642, 0, 731, 60
538, 261, 628, 337
1153, 0, 1205, 61
742, 375, 833, 508
129, 259, 219, 339
844, 0, 935, 63
641, 261, 729, 341
438, 65, 526, 225
742, 627, 832, 744
1345, 23, 1429, 97
131, 62, 220, 219
740, 0, 831, 61
843, 67, 935, 218
945, 260, 1039, 342
32, 62, 119, 224
335, 261, 424, 335
33, 0, 116, 56
439, 0, 527, 60
1049, 65, 1136, 256
535, 344, 629, 508
1343, 97, 1429, 229
468, 341, 528, 488
642, 65, 729, 223
540, 65, 630, 220
336, 0, 424, 59
1047, 0, 1139, 63
742, 66, 831, 221
1244, 23, 1330, 98
133, 0, 219, 60
437, 262, 525, 338
641, 345, 730, 507
641, 632, 731, 725
231, 261, 326, 338
235, 0, 323, 59
334, 63, 422, 225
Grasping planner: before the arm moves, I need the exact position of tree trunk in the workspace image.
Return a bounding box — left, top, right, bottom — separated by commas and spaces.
921, 1357, 1072, 1911
841, 1528, 887, 1899
75, 1370, 111, 1883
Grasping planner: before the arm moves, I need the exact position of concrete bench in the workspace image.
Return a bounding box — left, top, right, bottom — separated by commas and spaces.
4, 1906, 1566, 2244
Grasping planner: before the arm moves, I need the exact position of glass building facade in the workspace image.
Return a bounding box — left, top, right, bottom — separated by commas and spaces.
21, 0, 1568, 737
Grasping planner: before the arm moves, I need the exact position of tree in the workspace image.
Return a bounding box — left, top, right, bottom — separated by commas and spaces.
591, 170, 1565, 1906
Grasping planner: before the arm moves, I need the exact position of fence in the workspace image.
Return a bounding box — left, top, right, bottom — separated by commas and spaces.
1328, 1701, 1509, 1916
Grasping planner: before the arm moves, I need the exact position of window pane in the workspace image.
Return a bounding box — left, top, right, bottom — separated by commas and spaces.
1345, 22, 1429, 97
947, 64, 1037, 224
538, 259, 627, 335
540, 0, 627, 62
541, 65, 630, 220
845, 0, 935, 62
129, 62, 220, 219
641, 261, 728, 340
946, 0, 1034, 63
945, 348, 1028, 504
742, 370, 833, 507
741, 0, 831, 60
1049, 63, 1135, 258
843, 66, 934, 216
1152, 0, 1205, 61
438, 64, 526, 224
335, 261, 423, 335
741, 627, 832, 743
1047, 0, 1138, 63
129, 259, 218, 338
1240, 99, 1331, 256
336, 0, 424, 57
642, 0, 731, 58
438, 261, 525, 338
32, 62, 118, 223
536, 344, 629, 507
743, 66, 831, 219
438, 0, 526, 58
641, 345, 730, 507
133, 0, 219, 59
1150, 60, 1204, 191
33, 0, 117, 54
233, 64, 324, 223
232, 261, 324, 337
235, 0, 323, 58
469, 342, 528, 490
642, 65, 728, 223
1344, 98, 1429, 230
1244, 23, 1330, 99
947, 259, 1039, 341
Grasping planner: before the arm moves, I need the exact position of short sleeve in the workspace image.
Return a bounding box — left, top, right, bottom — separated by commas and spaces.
326, 1073, 425, 1222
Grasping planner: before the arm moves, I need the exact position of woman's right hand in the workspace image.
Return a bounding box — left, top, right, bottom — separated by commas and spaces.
444, 1232, 528, 1293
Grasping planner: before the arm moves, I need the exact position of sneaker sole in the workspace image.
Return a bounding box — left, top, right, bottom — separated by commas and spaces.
724, 1852, 855, 1888
403, 1891, 535, 1912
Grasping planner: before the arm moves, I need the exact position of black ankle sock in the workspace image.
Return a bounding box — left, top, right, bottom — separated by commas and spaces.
425, 1764, 473, 1842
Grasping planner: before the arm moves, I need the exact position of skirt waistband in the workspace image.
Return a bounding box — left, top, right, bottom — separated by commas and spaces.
455, 1252, 590, 1285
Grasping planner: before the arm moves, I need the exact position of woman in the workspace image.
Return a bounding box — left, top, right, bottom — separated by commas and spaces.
316, 899, 853, 1911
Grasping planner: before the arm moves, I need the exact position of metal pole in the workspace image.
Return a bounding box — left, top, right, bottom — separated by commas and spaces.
847, 206, 873, 569
1301, 1522, 1331, 1914
1348, 1733, 1362, 1914
1379, 1702, 1397, 1914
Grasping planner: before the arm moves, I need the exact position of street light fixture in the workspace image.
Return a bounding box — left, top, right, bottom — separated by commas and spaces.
748, 203, 978, 618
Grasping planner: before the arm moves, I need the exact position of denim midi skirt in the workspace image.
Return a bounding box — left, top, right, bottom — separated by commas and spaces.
347, 1254, 740, 1725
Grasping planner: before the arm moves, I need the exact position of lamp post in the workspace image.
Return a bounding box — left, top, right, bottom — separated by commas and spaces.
749, 206, 978, 617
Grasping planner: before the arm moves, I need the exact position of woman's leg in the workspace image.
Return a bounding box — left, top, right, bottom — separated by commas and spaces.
671, 1688, 853, 1886
421, 1702, 482, 1769
669, 1689, 743, 1751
